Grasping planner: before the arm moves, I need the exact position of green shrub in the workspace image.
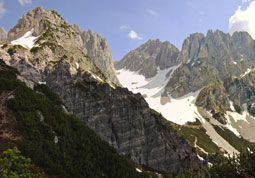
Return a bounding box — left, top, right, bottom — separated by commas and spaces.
0, 147, 42, 178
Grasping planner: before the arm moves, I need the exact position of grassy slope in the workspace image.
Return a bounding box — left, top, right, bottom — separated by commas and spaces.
213, 125, 255, 153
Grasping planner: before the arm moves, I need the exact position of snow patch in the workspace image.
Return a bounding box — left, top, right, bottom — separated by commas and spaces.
241, 68, 255, 77
225, 123, 241, 137
87, 71, 104, 83
232, 61, 237, 65
38, 81, 46, 85
226, 111, 248, 123
75, 62, 79, 69
136, 168, 142, 173
117, 66, 203, 125
230, 101, 235, 111
197, 155, 205, 161
213, 141, 218, 146
11, 28, 37, 49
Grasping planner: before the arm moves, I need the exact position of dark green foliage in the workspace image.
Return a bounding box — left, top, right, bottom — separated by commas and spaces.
177, 127, 219, 154
213, 125, 255, 152
186, 119, 202, 126
1, 44, 8, 49
7, 45, 26, 56
30, 46, 42, 53
166, 169, 205, 178
0, 59, 20, 93
210, 154, 240, 178
34, 84, 63, 105
210, 149, 255, 178
0, 147, 42, 178
0, 61, 152, 178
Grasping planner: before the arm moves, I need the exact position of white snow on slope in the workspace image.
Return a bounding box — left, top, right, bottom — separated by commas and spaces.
75, 62, 79, 69
11, 29, 37, 49
241, 68, 255, 77
202, 119, 239, 154
136, 168, 142, 173
117, 66, 203, 125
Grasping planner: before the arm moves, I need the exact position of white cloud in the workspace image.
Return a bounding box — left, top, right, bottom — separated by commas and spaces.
120, 25, 129, 30
128, 30, 143, 40
0, 1, 6, 15
18, 0, 32, 6
148, 9, 158, 17
229, 1, 255, 39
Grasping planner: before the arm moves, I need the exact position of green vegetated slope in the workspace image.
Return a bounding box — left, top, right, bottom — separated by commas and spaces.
0, 59, 153, 178
0, 147, 42, 178
213, 125, 255, 152
168, 118, 219, 155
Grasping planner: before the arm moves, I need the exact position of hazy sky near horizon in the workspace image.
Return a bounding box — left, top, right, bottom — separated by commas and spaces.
0, 0, 254, 60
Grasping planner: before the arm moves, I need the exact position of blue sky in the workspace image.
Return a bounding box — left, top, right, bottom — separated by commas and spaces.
0, 0, 254, 60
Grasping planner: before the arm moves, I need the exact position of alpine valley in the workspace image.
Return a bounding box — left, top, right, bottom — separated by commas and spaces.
1, 6, 255, 178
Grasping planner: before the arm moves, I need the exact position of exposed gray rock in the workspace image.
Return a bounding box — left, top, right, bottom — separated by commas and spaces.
165, 30, 255, 98
115, 39, 180, 78
72, 24, 120, 85
45, 62, 201, 174
0, 27, 7, 42
1, 6, 202, 174
6, 6, 119, 86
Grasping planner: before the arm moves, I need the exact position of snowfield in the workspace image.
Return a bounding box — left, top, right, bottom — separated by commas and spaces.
117, 66, 203, 125
117, 66, 255, 155
11, 29, 37, 49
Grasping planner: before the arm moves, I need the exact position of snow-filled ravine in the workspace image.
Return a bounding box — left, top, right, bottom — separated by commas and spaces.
117, 66, 203, 125
11, 29, 37, 49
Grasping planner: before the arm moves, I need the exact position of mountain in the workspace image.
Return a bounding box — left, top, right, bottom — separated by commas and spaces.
0, 27, 7, 42
72, 24, 120, 85
0, 59, 153, 178
116, 30, 255, 156
5, 6, 119, 86
0, 6, 202, 175
115, 39, 180, 78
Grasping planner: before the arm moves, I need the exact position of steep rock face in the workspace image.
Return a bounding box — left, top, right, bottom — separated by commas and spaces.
72, 24, 120, 85
115, 39, 180, 78
179, 33, 205, 63
45, 62, 201, 174
116, 29, 255, 153
0, 6, 202, 174
0, 27, 7, 42
165, 30, 255, 98
8, 6, 66, 41
6, 6, 119, 85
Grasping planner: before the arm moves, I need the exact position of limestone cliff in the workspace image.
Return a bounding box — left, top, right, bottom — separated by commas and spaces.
72, 24, 120, 85
115, 39, 180, 78
0, 6, 202, 174
0, 27, 7, 42
45, 61, 201, 173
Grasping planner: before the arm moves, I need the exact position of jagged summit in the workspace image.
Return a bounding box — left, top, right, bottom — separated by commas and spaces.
8, 6, 63, 41
0, 7, 202, 174
72, 24, 120, 85
2, 6, 120, 85
116, 28, 255, 155
115, 38, 180, 78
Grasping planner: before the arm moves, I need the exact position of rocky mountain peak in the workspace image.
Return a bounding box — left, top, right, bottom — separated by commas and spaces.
8, 6, 62, 40
4, 6, 120, 85
179, 32, 205, 63
231, 31, 255, 59
115, 39, 180, 78
72, 25, 120, 85
0, 27, 7, 42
